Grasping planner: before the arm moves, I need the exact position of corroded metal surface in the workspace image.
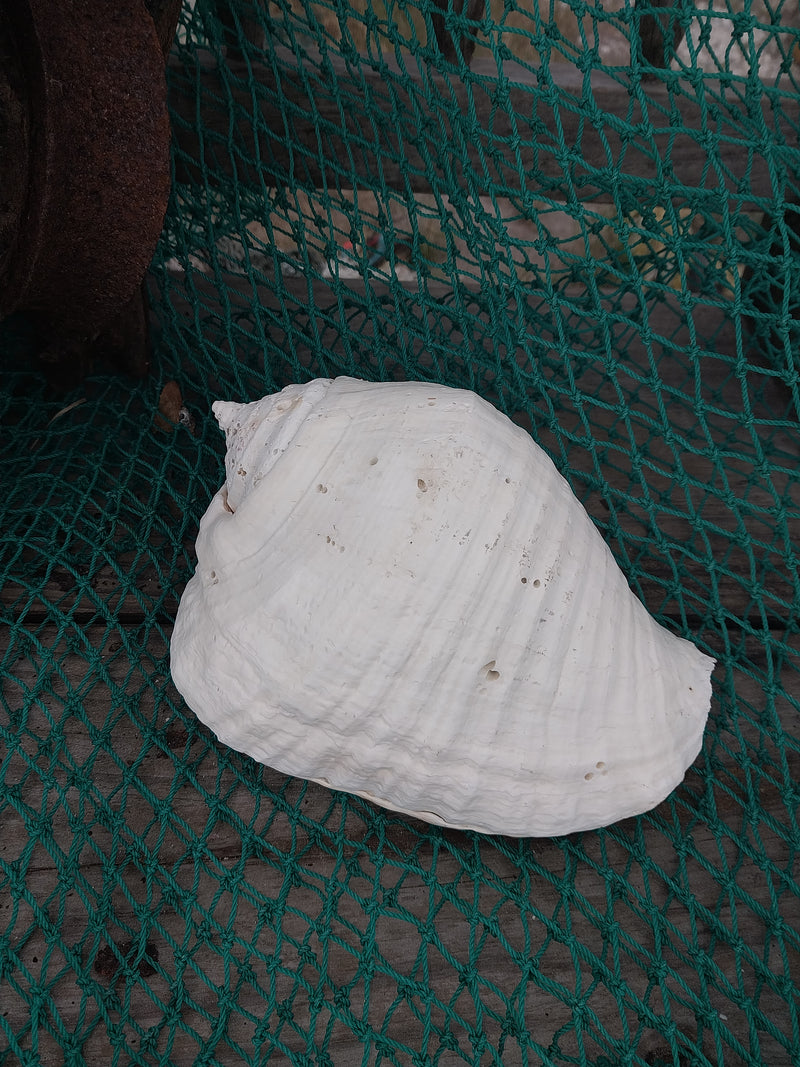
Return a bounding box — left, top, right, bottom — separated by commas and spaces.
0, 0, 181, 380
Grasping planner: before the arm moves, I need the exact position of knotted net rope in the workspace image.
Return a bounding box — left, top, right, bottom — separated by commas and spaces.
1, 2, 799, 1064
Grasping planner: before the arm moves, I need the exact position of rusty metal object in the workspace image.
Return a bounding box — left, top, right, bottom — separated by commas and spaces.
0, 0, 181, 382
430, 0, 485, 66
145, 0, 184, 58
635, 0, 687, 76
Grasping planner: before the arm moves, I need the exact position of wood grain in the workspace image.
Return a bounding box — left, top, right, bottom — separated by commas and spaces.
4, 25, 800, 1064
3, 270, 798, 631
2, 624, 798, 1065
167, 49, 800, 204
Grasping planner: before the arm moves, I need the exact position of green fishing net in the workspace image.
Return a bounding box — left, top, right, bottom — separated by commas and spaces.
2, 1, 800, 1063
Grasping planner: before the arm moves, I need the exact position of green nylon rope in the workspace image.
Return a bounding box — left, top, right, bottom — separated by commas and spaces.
2, 2, 800, 1064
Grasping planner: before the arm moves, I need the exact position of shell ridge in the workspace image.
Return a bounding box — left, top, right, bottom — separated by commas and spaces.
218, 379, 334, 510
171, 377, 716, 838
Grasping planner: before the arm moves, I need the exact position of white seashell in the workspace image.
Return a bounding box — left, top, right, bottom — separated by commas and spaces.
171, 377, 715, 837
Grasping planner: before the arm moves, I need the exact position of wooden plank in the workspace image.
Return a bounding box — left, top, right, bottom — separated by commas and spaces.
2, 624, 799, 1064
167, 49, 800, 204
2, 271, 798, 629
167, 271, 800, 630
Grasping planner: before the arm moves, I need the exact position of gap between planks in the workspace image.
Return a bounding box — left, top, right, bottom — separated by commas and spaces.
7, 272, 796, 628
1, 623, 799, 1065
167, 49, 800, 204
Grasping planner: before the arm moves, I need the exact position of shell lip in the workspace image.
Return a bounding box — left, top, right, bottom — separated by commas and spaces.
211, 399, 243, 431
171, 376, 719, 840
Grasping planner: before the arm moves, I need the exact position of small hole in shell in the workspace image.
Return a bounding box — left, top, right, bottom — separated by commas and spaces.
533, 579, 541, 588
521, 577, 527, 584
482, 660, 500, 680
596, 761, 606, 770
584, 772, 593, 781
417, 478, 428, 492
369, 456, 379, 465
316, 483, 328, 493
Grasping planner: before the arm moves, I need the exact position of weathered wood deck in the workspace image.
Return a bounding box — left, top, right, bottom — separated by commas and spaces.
2, 621, 799, 1066
3, 261, 799, 1064
3, 11, 800, 1066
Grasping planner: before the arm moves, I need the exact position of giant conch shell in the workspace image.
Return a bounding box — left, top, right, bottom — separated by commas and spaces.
171, 377, 715, 836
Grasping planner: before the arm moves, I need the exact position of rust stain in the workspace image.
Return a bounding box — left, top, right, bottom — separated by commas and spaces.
0, 0, 181, 380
